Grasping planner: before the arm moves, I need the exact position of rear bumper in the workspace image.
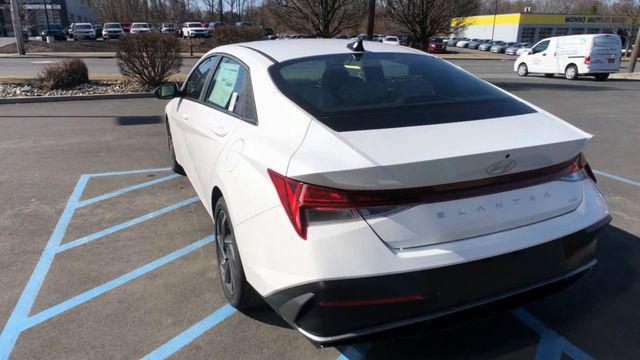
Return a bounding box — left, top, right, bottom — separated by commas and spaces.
264, 215, 610, 344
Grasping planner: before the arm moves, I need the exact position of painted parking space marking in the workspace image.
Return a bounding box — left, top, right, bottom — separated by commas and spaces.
593, 169, 640, 188
141, 304, 237, 360
0, 168, 232, 360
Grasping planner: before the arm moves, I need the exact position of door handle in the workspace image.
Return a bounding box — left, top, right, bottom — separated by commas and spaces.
542, 53, 546, 56
211, 126, 228, 137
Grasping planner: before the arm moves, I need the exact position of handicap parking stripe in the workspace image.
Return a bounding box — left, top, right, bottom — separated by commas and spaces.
76, 173, 181, 208
593, 169, 640, 188
140, 304, 237, 360
22, 236, 215, 331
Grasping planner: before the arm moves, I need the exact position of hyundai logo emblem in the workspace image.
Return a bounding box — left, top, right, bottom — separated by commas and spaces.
486, 159, 517, 175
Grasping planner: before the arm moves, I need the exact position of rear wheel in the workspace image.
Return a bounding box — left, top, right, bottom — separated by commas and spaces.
214, 197, 262, 309
544, 73, 555, 78
565, 65, 579, 80
517, 63, 528, 76
594, 73, 609, 81
165, 117, 185, 176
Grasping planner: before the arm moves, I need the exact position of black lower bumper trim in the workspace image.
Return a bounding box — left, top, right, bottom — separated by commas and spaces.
264, 216, 610, 343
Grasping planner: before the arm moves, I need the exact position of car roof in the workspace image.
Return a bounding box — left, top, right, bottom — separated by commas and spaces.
224, 39, 426, 62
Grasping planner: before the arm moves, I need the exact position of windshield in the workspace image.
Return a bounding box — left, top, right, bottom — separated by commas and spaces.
269, 52, 535, 132
188, 23, 202, 28
386, 37, 398, 41
76, 25, 92, 30
132, 24, 149, 29
104, 24, 121, 29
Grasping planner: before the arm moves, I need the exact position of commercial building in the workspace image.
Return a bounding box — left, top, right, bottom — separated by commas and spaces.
454, 13, 629, 44
0, 0, 96, 37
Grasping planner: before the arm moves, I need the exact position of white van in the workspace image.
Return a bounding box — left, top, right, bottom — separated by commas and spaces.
514, 34, 621, 81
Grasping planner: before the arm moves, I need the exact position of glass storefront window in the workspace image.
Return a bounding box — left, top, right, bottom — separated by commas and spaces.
521, 27, 536, 43
555, 28, 569, 36
538, 27, 553, 40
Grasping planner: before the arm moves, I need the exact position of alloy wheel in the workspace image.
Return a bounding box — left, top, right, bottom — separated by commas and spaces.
215, 209, 237, 297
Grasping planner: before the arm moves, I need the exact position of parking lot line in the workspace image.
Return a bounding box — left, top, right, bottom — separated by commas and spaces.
512, 308, 593, 360
22, 235, 215, 331
141, 303, 237, 360
55, 196, 199, 253
87, 168, 173, 177
593, 169, 640, 188
76, 173, 181, 208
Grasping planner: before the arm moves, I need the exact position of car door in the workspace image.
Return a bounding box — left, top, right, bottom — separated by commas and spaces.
527, 39, 551, 73
170, 55, 217, 190
182, 56, 255, 206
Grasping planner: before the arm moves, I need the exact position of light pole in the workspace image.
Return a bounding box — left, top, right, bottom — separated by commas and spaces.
491, 0, 499, 41
9, 0, 25, 55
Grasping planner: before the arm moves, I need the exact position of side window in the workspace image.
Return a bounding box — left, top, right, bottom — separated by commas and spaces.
532, 40, 550, 54
205, 57, 257, 122
183, 56, 216, 100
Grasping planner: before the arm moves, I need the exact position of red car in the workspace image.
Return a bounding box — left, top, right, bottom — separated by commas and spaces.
427, 37, 447, 53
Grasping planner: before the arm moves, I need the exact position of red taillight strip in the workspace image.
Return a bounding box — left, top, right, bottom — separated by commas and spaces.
269, 154, 590, 240
318, 294, 425, 307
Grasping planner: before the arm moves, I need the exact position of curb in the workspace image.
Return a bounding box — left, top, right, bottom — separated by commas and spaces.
0, 92, 153, 104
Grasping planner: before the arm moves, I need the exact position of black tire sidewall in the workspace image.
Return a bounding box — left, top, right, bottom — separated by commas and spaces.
214, 198, 247, 307
565, 65, 578, 80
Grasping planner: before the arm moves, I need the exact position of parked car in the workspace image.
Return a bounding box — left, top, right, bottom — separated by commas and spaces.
262, 27, 275, 39
491, 41, 515, 53
71, 23, 95, 40
382, 35, 400, 45
456, 38, 471, 47
488, 41, 506, 52
468, 39, 490, 49
427, 37, 447, 53
121, 22, 132, 33
207, 21, 225, 34
154, 39, 610, 344
515, 34, 621, 80
235, 20, 253, 27
161, 23, 175, 34
102, 22, 124, 39
505, 42, 531, 55
130, 22, 152, 34
461, 38, 480, 48
182, 22, 209, 38
333, 34, 348, 39
478, 41, 496, 51
446, 37, 460, 47
516, 43, 534, 56
40, 24, 66, 41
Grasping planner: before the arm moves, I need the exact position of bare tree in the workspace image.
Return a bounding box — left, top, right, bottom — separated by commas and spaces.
385, 0, 480, 48
271, 0, 367, 37
611, 0, 640, 58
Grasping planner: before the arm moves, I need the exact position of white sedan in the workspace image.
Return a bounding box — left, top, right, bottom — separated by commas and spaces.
182, 22, 209, 38
382, 35, 400, 45
154, 39, 610, 344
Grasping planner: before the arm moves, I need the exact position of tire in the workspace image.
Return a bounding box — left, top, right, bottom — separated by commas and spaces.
517, 63, 528, 76
565, 65, 579, 80
594, 73, 609, 81
165, 118, 185, 176
214, 197, 262, 309
544, 73, 554, 78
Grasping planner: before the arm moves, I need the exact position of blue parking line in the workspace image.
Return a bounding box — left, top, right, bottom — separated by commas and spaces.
337, 343, 373, 360
140, 304, 237, 360
512, 308, 593, 360
593, 169, 640, 188
76, 174, 181, 208
55, 197, 199, 253
22, 236, 215, 331
0, 175, 89, 360
87, 168, 172, 177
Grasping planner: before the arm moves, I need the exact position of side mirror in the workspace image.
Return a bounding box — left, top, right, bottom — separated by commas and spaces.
528, 49, 533, 55
154, 83, 180, 99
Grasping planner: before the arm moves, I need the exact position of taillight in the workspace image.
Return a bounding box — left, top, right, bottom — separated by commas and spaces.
267, 170, 359, 239
584, 56, 591, 64
561, 153, 596, 183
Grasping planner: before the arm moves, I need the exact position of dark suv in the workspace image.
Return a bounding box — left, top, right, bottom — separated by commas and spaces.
40, 24, 66, 41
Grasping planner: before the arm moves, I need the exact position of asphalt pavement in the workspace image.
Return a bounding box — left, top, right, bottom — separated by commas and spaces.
0, 61, 639, 359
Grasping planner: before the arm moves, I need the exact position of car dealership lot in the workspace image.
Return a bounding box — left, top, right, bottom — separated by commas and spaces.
1, 63, 639, 359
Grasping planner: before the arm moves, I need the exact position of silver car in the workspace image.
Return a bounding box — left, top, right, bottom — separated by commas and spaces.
505, 42, 532, 55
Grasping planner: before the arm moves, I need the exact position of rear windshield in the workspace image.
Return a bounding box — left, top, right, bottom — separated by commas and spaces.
593, 36, 620, 49
269, 52, 535, 132
76, 25, 92, 29
105, 24, 121, 29
132, 24, 148, 28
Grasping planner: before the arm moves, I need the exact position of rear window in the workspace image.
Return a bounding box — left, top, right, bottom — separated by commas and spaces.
76, 25, 92, 29
594, 36, 620, 49
269, 52, 535, 132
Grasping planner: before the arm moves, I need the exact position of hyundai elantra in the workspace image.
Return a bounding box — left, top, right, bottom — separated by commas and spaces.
154, 39, 610, 344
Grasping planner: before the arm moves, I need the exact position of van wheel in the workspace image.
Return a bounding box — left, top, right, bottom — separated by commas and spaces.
565, 65, 578, 80
517, 63, 528, 76
594, 73, 609, 81
544, 73, 554, 78
214, 197, 263, 309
